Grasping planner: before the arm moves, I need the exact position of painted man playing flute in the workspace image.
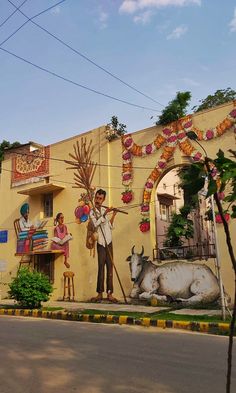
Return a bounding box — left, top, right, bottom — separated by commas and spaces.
90, 189, 118, 303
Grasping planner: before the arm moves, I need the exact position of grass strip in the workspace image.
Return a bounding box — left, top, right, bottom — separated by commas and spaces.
61, 308, 231, 324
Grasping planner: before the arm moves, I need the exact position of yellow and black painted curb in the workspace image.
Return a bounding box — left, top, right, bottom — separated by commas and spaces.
0, 308, 234, 336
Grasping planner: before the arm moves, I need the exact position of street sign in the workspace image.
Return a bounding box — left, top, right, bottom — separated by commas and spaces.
0, 231, 8, 243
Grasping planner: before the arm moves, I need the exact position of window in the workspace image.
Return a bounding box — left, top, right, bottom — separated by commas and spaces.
43, 193, 53, 217
34, 254, 54, 283
160, 204, 167, 221
160, 203, 172, 222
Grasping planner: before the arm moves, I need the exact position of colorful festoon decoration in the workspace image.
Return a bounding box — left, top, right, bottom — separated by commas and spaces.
121, 102, 236, 232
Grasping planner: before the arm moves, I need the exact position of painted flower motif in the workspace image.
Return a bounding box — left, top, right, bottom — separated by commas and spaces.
122, 151, 131, 160
217, 192, 225, 201
122, 173, 131, 181
167, 135, 177, 143
183, 120, 192, 129
124, 137, 133, 148
141, 204, 150, 212
145, 181, 153, 189
158, 161, 166, 169
193, 152, 202, 161
145, 144, 153, 154
210, 167, 218, 178
229, 109, 236, 118
163, 128, 172, 136
178, 132, 186, 140
215, 213, 230, 224
121, 190, 133, 204
206, 129, 214, 140
139, 220, 150, 232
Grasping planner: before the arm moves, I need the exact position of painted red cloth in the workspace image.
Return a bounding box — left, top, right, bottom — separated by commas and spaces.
51, 224, 69, 257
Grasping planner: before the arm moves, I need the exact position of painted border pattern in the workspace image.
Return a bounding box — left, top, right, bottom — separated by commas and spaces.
0, 308, 233, 336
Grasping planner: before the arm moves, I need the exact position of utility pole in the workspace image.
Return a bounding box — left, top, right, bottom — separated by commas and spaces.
210, 195, 226, 321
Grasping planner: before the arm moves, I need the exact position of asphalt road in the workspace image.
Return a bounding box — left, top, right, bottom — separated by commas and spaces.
0, 316, 235, 393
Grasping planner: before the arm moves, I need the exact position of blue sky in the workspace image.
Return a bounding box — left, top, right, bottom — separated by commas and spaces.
0, 0, 236, 145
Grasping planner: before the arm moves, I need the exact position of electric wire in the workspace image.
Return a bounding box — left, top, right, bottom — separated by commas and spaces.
0, 46, 160, 112
7, 0, 164, 107
1, 148, 167, 169
0, 167, 181, 193
0, 0, 66, 47
0, 0, 28, 28
0, 199, 159, 231
0, 166, 151, 188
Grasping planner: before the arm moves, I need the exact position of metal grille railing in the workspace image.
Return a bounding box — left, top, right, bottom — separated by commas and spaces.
153, 243, 216, 261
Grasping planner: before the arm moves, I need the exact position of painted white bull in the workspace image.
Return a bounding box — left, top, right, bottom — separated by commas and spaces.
126, 246, 220, 305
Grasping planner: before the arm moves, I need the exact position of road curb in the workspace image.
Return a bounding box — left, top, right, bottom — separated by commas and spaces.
0, 308, 233, 335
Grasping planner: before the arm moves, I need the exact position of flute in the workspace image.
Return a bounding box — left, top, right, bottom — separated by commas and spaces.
102, 205, 128, 215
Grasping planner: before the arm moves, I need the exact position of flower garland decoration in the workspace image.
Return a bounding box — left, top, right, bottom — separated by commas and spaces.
121, 102, 236, 232
191, 102, 236, 141
122, 133, 165, 185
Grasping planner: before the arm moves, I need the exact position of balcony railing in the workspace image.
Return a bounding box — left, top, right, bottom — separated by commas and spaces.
153, 243, 216, 261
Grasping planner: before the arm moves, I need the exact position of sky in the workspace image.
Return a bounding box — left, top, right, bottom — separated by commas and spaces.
0, 0, 236, 145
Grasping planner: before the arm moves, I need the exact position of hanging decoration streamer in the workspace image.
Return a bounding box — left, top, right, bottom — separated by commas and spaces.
121, 102, 236, 232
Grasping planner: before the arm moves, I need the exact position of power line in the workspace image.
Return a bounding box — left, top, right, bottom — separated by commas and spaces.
3, 166, 179, 191
0, 199, 160, 231
0, 0, 28, 28
7, 0, 164, 107
1, 147, 168, 170
1, 0, 66, 47
0, 167, 148, 190
0, 46, 160, 112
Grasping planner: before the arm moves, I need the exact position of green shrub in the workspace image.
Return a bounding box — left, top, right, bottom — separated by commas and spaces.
8, 268, 53, 309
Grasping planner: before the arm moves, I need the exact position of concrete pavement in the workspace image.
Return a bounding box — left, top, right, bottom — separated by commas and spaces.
0, 297, 223, 315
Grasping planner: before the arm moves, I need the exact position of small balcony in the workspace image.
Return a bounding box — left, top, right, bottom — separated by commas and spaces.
153, 243, 216, 261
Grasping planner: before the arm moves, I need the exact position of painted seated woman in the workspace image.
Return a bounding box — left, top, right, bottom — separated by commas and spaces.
51, 213, 72, 269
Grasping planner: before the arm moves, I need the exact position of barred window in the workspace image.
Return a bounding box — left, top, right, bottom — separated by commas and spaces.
43, 193, 53, 217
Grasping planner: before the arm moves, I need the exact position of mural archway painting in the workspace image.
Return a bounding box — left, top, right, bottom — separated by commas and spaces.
121, 102, 236, 232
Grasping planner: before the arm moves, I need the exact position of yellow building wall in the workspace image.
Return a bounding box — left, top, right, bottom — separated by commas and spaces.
0, 102, 235, 302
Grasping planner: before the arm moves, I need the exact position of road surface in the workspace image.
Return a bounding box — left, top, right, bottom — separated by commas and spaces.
0, 316, 235, 393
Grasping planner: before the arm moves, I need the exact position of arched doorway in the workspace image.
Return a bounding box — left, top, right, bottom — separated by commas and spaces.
153, 165, 216, 262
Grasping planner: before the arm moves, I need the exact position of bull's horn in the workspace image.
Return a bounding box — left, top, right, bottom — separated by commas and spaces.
131, 245, 135, 255
140, 246, 144, 256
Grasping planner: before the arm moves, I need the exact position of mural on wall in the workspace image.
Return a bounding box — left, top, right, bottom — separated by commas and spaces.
121, 103, 236, 232
51, 212, 73, 269
11, 146, 50, 187
16, 203, 49, 254
74, 191, 96, 256
65, 138, 127, 303
126, 246, 221, 305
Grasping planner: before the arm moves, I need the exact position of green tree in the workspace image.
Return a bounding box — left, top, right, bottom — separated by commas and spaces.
192, 88, 236, 113
164, 206, 194, 247
178, 166, 200, 208
106, 116, 127, 141
157, 91, 191, 125
0, 140, 21, 172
